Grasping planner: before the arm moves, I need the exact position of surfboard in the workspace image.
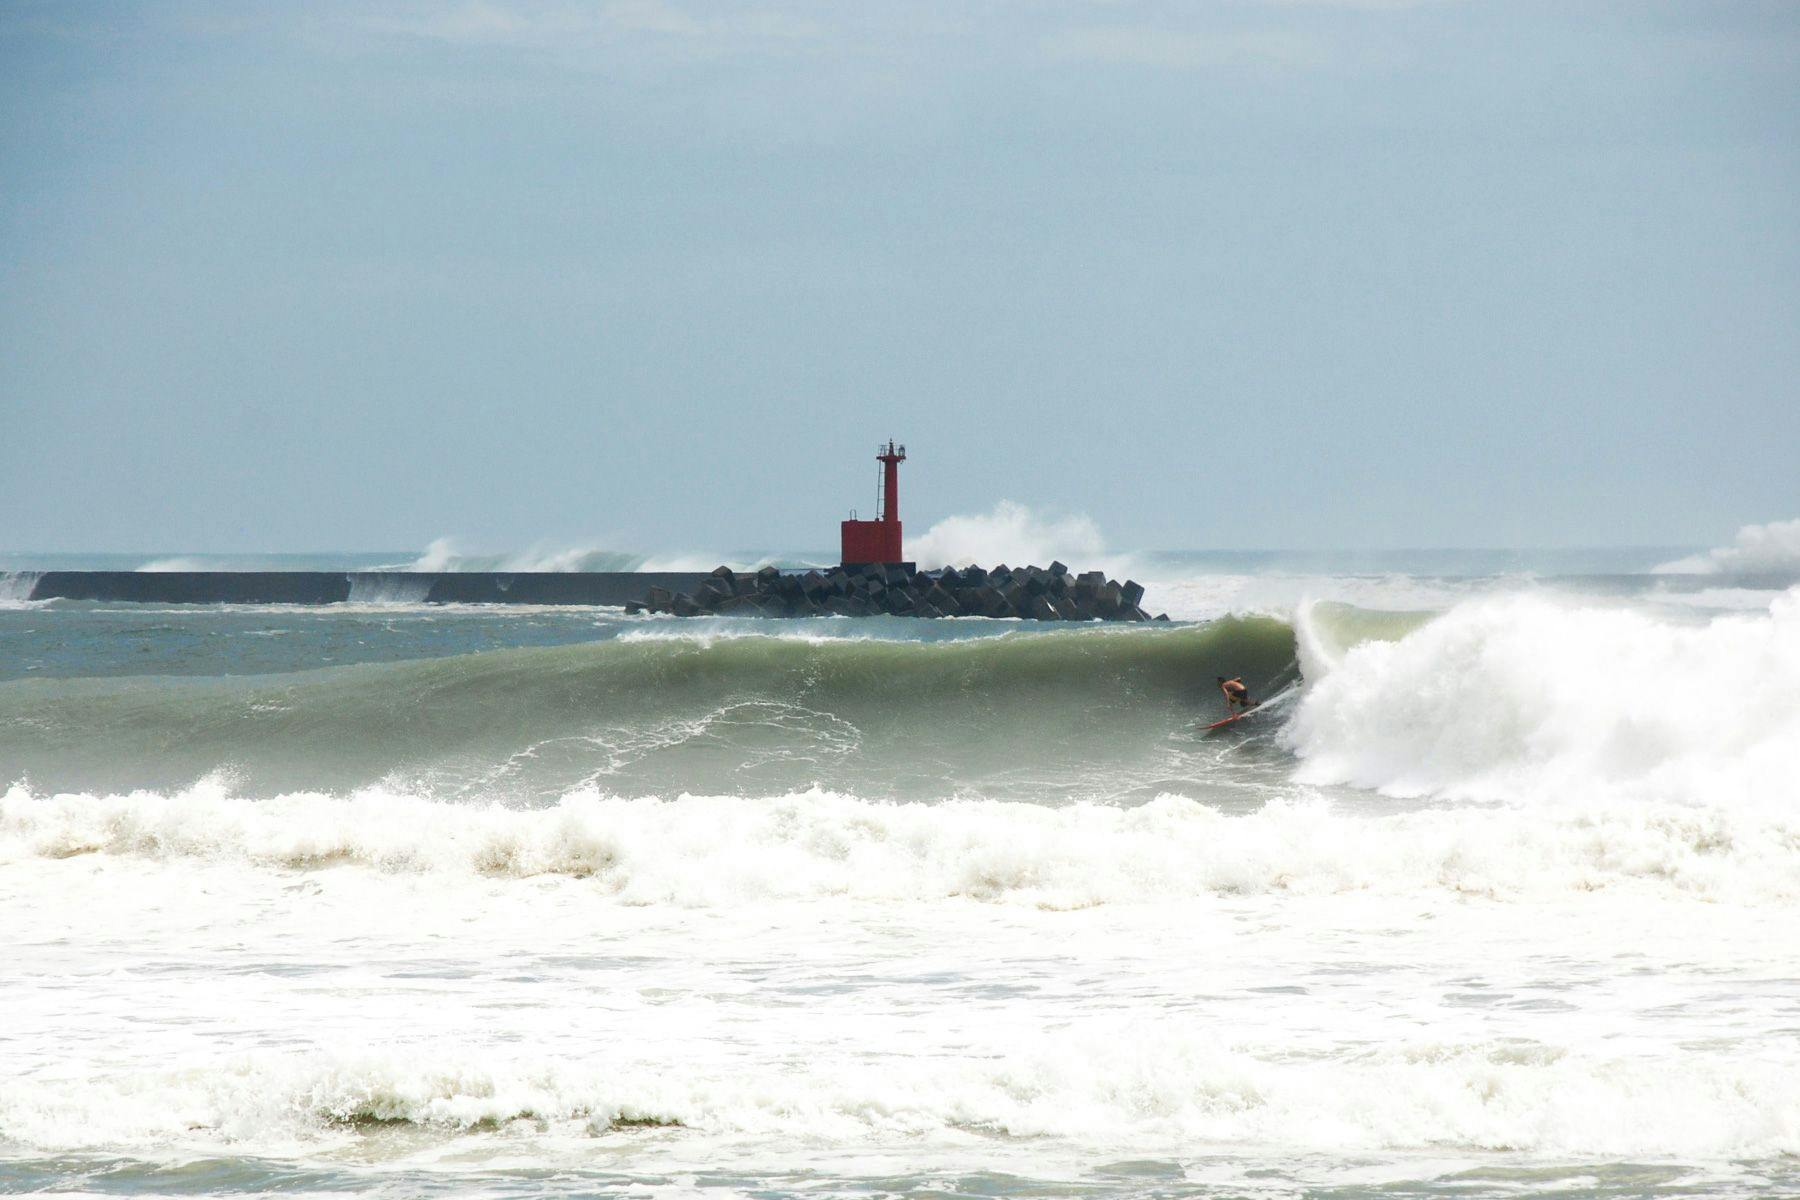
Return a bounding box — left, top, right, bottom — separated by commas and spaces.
1205, 706, 1262, 732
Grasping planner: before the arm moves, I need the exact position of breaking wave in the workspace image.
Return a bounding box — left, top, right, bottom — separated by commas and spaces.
1287, 590, 1800, 807
6, 592, 1796, 811
0, 620, 1302, 800
4, 784, 1797, 905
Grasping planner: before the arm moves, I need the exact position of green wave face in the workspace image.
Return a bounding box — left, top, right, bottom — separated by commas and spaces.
0, 620, 1302, 804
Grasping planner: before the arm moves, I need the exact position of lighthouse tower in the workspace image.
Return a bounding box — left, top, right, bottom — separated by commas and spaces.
840, 441, 906, 565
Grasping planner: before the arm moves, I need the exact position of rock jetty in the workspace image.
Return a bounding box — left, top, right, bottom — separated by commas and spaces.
628, 562, 1169, 621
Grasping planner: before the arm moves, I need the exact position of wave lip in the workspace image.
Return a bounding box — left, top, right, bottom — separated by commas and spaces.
6, 784, 1798, 905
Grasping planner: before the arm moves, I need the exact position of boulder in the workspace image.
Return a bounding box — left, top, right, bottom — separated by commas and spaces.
662, 560, 1154, 622
984, 589, 1014, 618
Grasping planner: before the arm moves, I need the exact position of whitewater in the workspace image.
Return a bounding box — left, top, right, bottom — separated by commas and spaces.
2, 540, 1798, 1198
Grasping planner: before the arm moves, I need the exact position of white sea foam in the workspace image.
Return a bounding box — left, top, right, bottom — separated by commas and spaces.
4, 783, 1796, 904
3, 1032, 1793, 1159
1645, 585, 1791, 612
1287, 590, 1800, 805
1655, 517, 1800, 575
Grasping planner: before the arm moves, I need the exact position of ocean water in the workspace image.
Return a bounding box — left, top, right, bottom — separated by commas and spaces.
2, 548, 1798, 1198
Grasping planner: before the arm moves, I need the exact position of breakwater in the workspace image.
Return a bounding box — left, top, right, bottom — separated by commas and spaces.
634, 562, 1167, 621
16, 571, 711, 606
14, 565, 1164, 619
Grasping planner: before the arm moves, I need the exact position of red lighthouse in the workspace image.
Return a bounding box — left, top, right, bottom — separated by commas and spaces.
840, 440, 906, 566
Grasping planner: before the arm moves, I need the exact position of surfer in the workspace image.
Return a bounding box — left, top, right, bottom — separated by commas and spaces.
1218, 675, 1256, 714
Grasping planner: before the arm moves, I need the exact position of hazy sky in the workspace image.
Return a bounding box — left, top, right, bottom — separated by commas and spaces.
3, 0, 1796, 554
